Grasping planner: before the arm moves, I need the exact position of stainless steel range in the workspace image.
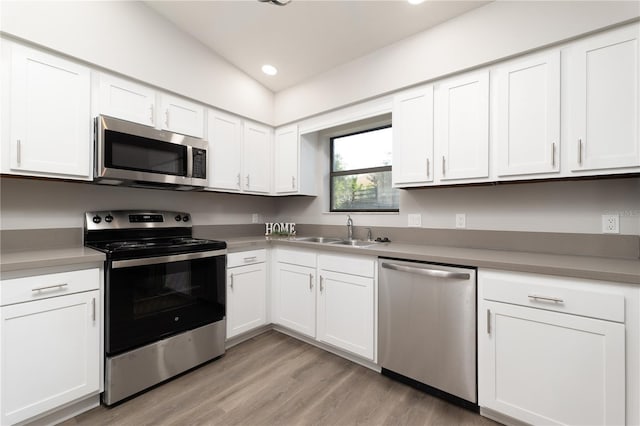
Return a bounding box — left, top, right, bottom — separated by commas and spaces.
84, 210, 227, 405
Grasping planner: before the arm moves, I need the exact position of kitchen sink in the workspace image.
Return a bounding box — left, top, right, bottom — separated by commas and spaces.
295, 236, 342, 243
327, 239, 380, 248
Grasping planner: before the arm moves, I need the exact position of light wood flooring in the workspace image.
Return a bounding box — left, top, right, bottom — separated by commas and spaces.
62, 331, 499, 426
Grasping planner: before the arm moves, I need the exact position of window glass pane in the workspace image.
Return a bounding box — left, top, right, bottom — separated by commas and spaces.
331, 171, 398, 211
332, 127, 392, 171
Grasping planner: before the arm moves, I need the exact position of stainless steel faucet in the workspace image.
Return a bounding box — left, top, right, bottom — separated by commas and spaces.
346, 215, 353, 240
366, 227, 373, 241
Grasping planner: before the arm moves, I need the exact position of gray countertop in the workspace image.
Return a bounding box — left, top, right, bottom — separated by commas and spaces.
228, 236, 640, 285
1, 235, 638, 285
0, 246, 106, 275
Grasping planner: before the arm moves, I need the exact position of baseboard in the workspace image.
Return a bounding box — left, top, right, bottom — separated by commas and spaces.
480, 407, 529, 426
225, 324, 274, 348
21, 394, 100, 426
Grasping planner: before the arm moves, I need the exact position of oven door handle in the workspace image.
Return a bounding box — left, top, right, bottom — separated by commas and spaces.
111, 249, 227, 269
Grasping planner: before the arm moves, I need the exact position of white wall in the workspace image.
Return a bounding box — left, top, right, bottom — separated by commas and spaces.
0, 1, 274, 124
0, 178, 277, 230
274, 1, 640, 125
277, 176, 640, 236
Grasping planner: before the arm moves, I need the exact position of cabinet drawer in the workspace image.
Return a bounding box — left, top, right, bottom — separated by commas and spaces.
228, 249, 266, 268
277, 248, 316, 268
480, 270, 624, 323
0, 268, 100, 306
319, 253, 375, 278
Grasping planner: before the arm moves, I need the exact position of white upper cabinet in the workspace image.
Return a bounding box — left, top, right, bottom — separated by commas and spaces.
496, 51, 561, 177
6, 43, 91, 180
160, 93, 204, 138
435, 70, 490, 182
274, 125, 299, 194
208, 110, 243, 191
97, 73, 155, 127
242, 121, 272, 194
273, 125, 317, 196
392, 85, 434, 187
567, 25, 640, 172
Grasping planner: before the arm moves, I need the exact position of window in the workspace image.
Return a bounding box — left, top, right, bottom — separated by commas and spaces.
330, 125, 399, 212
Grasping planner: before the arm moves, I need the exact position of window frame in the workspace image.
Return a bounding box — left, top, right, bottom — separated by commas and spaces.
329, 124, 398, 213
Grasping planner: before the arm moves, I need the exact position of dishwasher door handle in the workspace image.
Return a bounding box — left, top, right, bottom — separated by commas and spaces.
381, 262, 471, 280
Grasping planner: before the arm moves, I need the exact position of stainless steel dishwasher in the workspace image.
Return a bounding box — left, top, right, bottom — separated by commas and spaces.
378, 258, 477, 410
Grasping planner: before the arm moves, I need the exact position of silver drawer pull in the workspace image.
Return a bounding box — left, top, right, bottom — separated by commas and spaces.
528, 294, 564, 303
32, 283, 68, 292
243, 256, 258, 263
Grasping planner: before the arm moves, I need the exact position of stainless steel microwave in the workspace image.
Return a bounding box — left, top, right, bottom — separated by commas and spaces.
94, 115, 208, 189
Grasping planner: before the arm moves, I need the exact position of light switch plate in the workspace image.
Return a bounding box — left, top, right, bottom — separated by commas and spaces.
408, 213, 422, 227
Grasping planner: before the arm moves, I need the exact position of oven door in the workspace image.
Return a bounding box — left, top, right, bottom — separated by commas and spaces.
105, 250, 226, 356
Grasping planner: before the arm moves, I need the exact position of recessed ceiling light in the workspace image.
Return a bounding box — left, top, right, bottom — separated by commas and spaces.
408, 0, 425, 4
262, 64, 278, 76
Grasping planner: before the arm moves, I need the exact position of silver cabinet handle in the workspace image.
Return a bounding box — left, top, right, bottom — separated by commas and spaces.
487, 309, 491, 334
292, 176, 296, 189
426, 158, 430, 177
230, 273, 234, 290
552, 143, 556, 167
246, 174, 250, 189
243, 256, 257, 263
578, 138, 583, 165
165, 109, 170, 128
16, 139, 21, 166
92, 297, 96, 322
319, 275, 324, 292
309, 273, 313, 290
32, 283, 68, 292
528, 294, 564, 303
149, 105, 154, 124
381, 262, 470, 280
442, 156, 446, 176
236, 173, 241, 189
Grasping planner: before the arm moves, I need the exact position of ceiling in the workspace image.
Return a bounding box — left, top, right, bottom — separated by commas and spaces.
145, 0, 490, 92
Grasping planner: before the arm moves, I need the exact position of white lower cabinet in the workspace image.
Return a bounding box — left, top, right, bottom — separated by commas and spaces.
226, 250, 267, 339
0, 268, 101, 426
478, 269, 632, 426
274, 249, 317, 338
273, 248, 376, 361
317, 267, 375, 360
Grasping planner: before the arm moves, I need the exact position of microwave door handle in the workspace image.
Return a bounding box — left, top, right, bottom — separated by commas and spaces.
186, 145, 193, 178
112, 249, 227, 269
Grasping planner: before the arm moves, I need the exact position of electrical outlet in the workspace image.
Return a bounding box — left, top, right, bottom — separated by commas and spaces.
455, 213, 466, 229
408, 214, 422, 227
252, 213, 261, 224
602, 214, 619, 234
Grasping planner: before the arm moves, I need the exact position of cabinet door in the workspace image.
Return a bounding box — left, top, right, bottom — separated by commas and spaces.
227, 263, 267, 339
243, 121, 271, 194
9, 45, 91, 179
274, 125, 299, 194
98, 73, 155, 127
568, 25, 640, 171
317, 270, 374, 360
160, 94, 204, 138
274, 263, 316, 338
479, 300, 625, 426
208, 110, 242, 191
496, 51, 560, 177
436, 70, 489, 181
392, 86, 434, 186
1, 290, 100, 425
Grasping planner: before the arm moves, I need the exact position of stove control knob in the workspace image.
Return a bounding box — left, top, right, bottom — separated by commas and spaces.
105, 215, 113, 223
182, 215, 190, 222
175, 215, 182, 222
92, 215, 102, 224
